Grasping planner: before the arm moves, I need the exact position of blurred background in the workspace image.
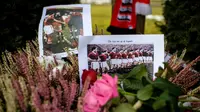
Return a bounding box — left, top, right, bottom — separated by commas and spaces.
2, 0, 200, 71
81, 0, 163, 34
0, 0, 163, 53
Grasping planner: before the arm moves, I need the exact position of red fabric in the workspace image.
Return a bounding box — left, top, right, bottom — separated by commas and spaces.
134, 51, 139, 57
137, 0, 150, 4
88, 52, 98, 60
109, 0, 151, 30
110, 52, 117, 59
99, 54, 107, 61
110, 0, 137, 29
139, 51, 143, 56
117, 53, 122, 59
122, 53, 128, 59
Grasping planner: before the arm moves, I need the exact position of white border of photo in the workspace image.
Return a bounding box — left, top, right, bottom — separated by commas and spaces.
78, 35, 164, 82
38, 4, 92, 58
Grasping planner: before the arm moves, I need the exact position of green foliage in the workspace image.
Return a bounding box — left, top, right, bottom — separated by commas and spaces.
160, 0, 200, 70
0, 0, 80, 53
152, 78, 182, 96
124, 95, 136, 104
137, 85, 153, 101
107, 64, 182, 112
123, 79, 144, 92
119, 64, 150, 92
126, 64, 148, 80
153, 99, 166, 110
114, 103, 136, 112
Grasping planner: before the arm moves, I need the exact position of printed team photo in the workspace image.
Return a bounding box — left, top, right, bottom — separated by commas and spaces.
78, 35, 164, 80
87, 44, 154, 76
38, 5, 92, 57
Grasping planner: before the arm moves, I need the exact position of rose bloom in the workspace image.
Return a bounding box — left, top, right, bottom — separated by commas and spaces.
83, 74, 119, 112
83, 90, 100, 112
82, 69, 97, 85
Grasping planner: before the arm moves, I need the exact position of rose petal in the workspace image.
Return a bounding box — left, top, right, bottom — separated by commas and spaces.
82, 69, 97, 85
92, 80, 113, 105
102, 74, 115, 87
114, 75, 118, 84
84, 73, 119, 109
102, 74, 119, 98
112, 85, 119, 98
84, 90, 100, 112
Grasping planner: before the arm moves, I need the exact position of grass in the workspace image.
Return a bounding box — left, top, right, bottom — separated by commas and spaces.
91, 4, 112, 35
91, 4, 164, 34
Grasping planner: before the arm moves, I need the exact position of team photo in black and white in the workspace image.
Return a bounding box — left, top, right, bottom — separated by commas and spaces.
87, 44, 154, 75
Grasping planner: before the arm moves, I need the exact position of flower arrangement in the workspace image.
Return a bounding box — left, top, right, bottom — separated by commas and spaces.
78, 64, 183, 112
77, 49, 200, 112
0, 40, 199, 112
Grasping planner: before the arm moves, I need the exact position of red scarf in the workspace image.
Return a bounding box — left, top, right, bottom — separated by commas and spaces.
107, 0, 151, 34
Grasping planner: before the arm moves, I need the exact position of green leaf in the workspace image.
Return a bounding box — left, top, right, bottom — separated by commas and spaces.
110, 74, 116, 78
155, 66, 164, 77
152, 78, 182, 96
159, 90, 170, 101
118, 74, 126, 79
118, 88, 136, 97
137, 84, 153, 101
124, 95, 136, 104
114, 103, 136, 112
152, 99, 166, 110
141, 76, 152, 86
178, 48, 186, 60
124, 64, 148, 80
110, 97, 121, 105
123, 79, 144, 91
162, 63, 176, 79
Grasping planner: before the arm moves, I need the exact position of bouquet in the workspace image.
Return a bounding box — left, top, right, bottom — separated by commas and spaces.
0, 41, 199, 112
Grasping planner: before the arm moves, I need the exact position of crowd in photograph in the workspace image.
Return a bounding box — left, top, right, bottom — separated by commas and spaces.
87, 44, 154, 73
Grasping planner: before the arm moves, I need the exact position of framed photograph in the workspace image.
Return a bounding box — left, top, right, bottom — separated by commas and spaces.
38, 4, 92, 58
78, 35, 164, 80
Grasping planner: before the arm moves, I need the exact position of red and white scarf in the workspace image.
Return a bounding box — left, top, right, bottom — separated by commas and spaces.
109, 0, 151, 30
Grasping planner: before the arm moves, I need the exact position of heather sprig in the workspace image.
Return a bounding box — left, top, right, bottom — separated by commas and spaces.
0, 40, 80, 112
77, 76, 91, 112
188, 85, 200, 96
11, 77, 27, 112
170, 56, 200, 91
0, 74, 17, 112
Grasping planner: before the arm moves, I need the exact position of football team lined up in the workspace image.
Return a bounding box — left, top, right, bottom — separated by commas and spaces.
88, 46, 153, 73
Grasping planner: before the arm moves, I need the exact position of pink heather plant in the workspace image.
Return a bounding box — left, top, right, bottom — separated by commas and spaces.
83, 74, 119, 112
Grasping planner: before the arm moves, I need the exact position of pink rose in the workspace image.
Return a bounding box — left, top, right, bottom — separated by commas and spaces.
102, 74, 118, 98
91, 74, 119, 105
83, 90, 100, 112
83, 74, 119, 112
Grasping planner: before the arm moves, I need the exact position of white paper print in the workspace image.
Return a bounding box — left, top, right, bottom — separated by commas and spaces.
38, 4, 92, 58
78, 35, 164, 81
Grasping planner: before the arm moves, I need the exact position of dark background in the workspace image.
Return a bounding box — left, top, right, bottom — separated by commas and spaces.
159, 0, 200, 71
0, 0, 80, 54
